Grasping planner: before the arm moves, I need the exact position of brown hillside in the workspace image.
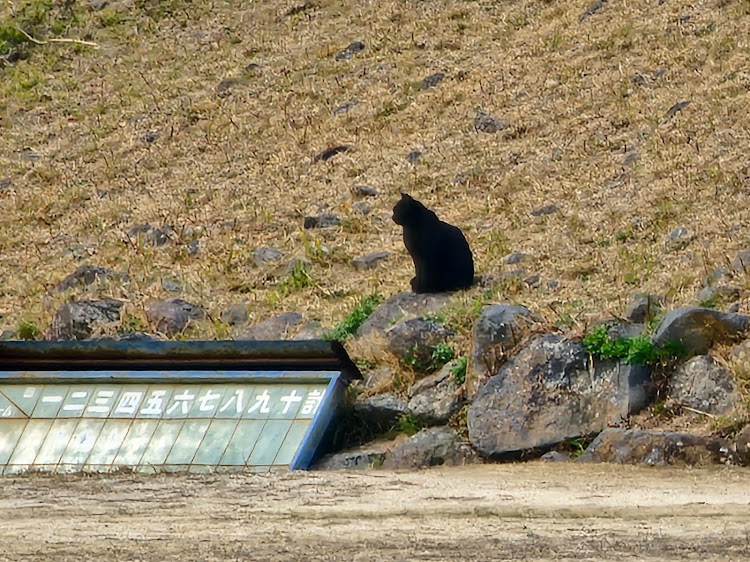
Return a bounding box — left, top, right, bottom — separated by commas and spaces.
1, 0, 749, 343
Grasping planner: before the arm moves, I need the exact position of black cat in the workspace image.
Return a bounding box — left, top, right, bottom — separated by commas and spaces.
392, 193, 474, 293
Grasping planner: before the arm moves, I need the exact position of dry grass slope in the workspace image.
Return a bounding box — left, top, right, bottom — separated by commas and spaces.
1, 0, 749, 349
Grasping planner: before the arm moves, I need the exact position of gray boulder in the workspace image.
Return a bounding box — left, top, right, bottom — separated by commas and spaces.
667, 355, 740, 416
407, 363, 463, 424
386, 318, 450, 370
467, 334, 645, 456
735, 425, 750, 465
625, 292, 663, 323
292, 321, 324, 340
382, 427, 479, 470
467, 304, 536, 398
146, 298, 205, 337
357, 291, 450, 338
696, 285, 741, 309
652, 306, 750, 356
313, 447, 387, 471
47, 299, 123, 340
354, 393, 409, 428
236, 311, 303, 340
577, 429, 738, 466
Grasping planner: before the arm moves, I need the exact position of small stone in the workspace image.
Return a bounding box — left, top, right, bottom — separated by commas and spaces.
696, 285, 741, 308
332, 100, 358, 115
236, 312, 303, 340
666, 226, 691, 250
354, 393, 410, 427
303, 214, 340, 229
334, 41, 365, 61
503, 253, 532, 265
546, 279, 559, 290
623, 152, 640, 166
292, 321, 324, 340
56, 265, 121, 292
732, 249, 750, 274
580, 0, 607, 21
541, 451, 571, 462
216, 77, 243, 97
161, 278, 181, 292
351, 251, 390, 272
142, 131, 159, 143
253, 246, 283, 266
221, 303, 249, 327
704, 267, 732, 287
352, 185, 378, 197
187, 240, 199, 256
665, 100, 691, 120
625, 292, 663, 323
313, 447, 387, 471
473, 111, 509, 134
420, 72, 445, 90
0, 179, 11, 191
531, 204, 558, 216
406, 150, 422, 164
352, 202, 371, 215
146, 298, 205, 337
314, 145, 349, 162
146, 228, 170, 247
523, 274, 541, 288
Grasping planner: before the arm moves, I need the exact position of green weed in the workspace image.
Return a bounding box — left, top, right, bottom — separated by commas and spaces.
450, 355, 468, 384
323, 294, 383, 341
582, 326, 682, 365
17, 319, 40, 340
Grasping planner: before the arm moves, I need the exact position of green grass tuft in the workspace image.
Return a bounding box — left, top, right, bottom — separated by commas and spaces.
323, 294, 383, 342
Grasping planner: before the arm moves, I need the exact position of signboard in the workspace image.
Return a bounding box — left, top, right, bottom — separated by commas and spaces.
0, 341, 360, 474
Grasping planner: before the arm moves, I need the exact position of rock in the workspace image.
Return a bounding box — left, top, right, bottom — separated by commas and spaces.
146, 298, 205, 337
332, 100, 358, 115
220, 303, 249, 327
303, 213, 340, 229
625, 292, 663, 323
541, 451, 571, 462
704, 266, 733, 287
503, 253, 532, 265
354, 393, 409, 427
1, 330, 15, 340
351, 251, 390, 272
47, 299, 123, 340
334, 40, 365, 61
313, 145, 349, 162
407, 364, 463, 424
580, 0, 607, 21
286, 258, 313, 275
253, 247, 282, 266
0, 179, 11, 191
735, 425, 750, 465
666, 226, 692, 250
473, 111, 509, 134
161, 277, 181, 292
577, 429, 738, 466
665, 100, 691, 120
467, 335, 646, 456
606, 320, 647, 340
732, 249, 750, 274
89, 332, 161, 342
357, 291, 450, 338
356, 368, 393, 392
696, 285, 741, 308
406, 150, 422, 164
667, 355, 740, 416
386, 318, 450, 370
466, 304, 536, 398
652, 306, 750, 357
126, 223, 170, 246
382, 427, 479, 470
313, 447, 387, 470
292, 321, 324, 340
352, 185, 378, 197
352, 202, 371, 215
420, 72, 445, 90
530, 204, 558, 216
187, 240, 199, 256
56, 265, 121, 292
236, 311, 303, 340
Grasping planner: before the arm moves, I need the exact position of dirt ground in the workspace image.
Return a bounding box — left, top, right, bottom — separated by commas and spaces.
0, 463, 748, 561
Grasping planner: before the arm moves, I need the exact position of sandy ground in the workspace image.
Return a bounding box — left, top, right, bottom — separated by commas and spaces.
0, 463, 749, 561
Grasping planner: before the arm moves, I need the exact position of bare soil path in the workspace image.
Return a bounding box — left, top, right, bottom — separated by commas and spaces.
0, 463, 749, 561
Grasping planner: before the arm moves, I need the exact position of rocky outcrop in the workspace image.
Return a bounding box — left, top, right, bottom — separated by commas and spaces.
577, 429, 738, 466
407, 363, 463, 424
357, 291, 449, 338
382, 427, 479, 470
236, 312, 302, 340
146, 298, 205, 337
386, 318, 450, 370
466, 304, 536, 398
666, 355, 740, 416
467, 334, 649, 457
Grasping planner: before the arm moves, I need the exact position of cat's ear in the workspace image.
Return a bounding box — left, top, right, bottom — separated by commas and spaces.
400, 192, 413, 200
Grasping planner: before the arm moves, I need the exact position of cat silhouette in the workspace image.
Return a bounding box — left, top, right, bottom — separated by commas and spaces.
392, 193, 474, 293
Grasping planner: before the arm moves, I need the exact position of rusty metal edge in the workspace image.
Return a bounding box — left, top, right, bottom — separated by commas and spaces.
0, 340, 362, 383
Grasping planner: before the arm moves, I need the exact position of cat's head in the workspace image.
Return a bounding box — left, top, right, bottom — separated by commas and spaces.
392, 193, 424, 225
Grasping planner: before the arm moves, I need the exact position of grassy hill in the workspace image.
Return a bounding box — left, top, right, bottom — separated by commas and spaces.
1, 0, 749, 344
